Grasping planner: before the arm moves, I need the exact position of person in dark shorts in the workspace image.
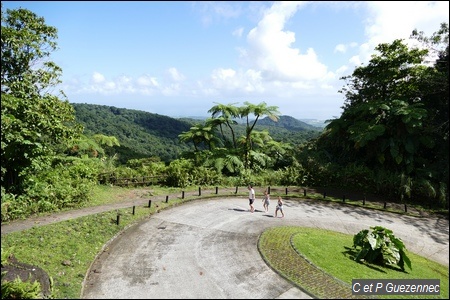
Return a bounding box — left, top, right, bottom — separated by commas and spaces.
248, 185, 255, 213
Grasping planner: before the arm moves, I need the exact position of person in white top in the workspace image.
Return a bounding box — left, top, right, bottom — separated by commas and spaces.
248, 185, 255, 213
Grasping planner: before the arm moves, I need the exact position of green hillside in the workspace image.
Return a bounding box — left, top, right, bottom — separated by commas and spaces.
258, 115, 320, 131
71, 103, 322, 164
71, 103, 194, 164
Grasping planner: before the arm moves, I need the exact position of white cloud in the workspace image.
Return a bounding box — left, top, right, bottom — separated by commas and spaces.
242, 1, 329, 82
61, 1, 447, 120
84, 72, 117, 94
351, 1, 449, 68
334, 44, 347, 54
194, 1, 243, 26
334, 42, 358, 54
232, 27, 244, 37
161, 83, 182, 96
167, 67, 185, 82
137, 75, 159, 87
92, 72, 105, 83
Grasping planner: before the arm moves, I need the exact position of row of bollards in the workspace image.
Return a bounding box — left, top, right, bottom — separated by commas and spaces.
115, 186, 409, 225
117, 195, 172, 225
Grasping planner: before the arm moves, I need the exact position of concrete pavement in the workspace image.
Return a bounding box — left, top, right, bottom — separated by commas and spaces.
81, 197, 449, 299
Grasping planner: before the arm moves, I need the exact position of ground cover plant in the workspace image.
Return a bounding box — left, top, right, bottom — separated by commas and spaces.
353, 225, 411, 271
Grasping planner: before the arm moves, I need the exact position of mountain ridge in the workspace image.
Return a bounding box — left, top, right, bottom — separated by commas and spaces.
70, 103, 322, 164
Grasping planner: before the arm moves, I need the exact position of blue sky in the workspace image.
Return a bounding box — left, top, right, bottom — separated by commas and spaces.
3, 1, 449, 120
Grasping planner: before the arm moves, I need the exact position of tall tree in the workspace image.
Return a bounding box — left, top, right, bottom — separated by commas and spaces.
208, 102, 240, 149
180, 101, 281, 174
1, 7, 61, 96
411, 23, 449, 190
239, 101, 280, 169
1, 7, 81, 193
316, 23, 448, 204
178, 122, 218, 152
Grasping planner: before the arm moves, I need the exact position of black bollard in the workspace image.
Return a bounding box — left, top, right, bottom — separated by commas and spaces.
215, 186, 218, 194
166, 195, 169, 203
268, 186, 271, 194
199, 187, 201, 196
132, 205, 135, 215
304, 189, 307, 197
148, 200, 152, 208
235, 186, 238, 194
285, 188, 288, 195
363, 197, 366, 205
116, 214, 120, 225
323, 192, 327, 199
404, 204, 407, 212
384, 202, 387, 209
343, 195, 345, 202
182, 191, 185, 199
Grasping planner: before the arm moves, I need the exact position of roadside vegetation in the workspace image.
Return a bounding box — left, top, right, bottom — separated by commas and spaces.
1, 5, 448, 299
1, 185, 447, 298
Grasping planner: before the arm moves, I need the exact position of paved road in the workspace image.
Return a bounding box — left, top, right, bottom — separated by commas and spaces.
81, 197, 449, 299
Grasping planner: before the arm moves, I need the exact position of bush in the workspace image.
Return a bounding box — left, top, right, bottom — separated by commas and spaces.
353, 226, 412, 271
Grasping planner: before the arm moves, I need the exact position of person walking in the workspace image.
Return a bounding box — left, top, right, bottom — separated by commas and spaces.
248, 185, 255, 213
262, 190, 270, 213
274, 196, 284, 218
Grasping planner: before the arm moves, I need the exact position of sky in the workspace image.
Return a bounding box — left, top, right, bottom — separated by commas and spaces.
2, 1, 449, 121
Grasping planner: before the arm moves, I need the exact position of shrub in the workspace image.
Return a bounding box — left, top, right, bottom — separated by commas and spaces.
353, 226, 412, 271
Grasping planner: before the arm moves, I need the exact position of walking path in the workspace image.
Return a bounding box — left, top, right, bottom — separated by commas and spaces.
2, 190, 448, 299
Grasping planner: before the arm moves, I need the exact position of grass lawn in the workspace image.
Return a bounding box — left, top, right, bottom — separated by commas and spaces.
259, 226, 449, 299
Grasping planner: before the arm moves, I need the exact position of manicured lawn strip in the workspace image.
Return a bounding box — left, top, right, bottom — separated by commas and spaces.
258, 226, 448, 299
258, 226, 367, 299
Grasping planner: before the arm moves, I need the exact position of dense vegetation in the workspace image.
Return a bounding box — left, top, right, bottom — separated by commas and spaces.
71, 103, 194, 164
71, 103, 321, 165
1, 6, 448, 298
297, 25, 449, 209
1, 6, 448, 224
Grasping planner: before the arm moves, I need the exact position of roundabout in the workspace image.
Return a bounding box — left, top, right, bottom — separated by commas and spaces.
81, 197, 449, 299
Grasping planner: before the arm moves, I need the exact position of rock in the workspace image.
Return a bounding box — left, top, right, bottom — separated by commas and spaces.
1, 254, 52, 298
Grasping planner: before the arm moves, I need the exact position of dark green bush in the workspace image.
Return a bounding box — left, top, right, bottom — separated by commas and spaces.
353, 226, 412, 271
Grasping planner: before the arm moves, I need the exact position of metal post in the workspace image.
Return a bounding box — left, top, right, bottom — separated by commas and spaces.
182, 191, 185, 199
199, 187, 201, 196
215, 186, 218, 194
132, 206, 135, 215
166, 195, 169, 203
148, 200, 152, 208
